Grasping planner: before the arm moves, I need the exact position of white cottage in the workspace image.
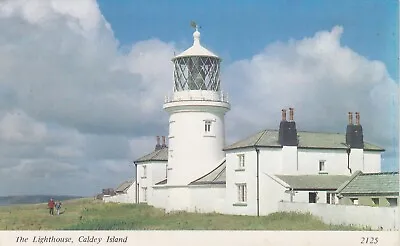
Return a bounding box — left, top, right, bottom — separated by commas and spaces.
129, 26, 385, 216
103, 180, 136, 204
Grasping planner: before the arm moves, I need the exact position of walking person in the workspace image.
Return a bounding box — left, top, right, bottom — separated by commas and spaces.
48, 198, 55, 216
55, 201, 62, 215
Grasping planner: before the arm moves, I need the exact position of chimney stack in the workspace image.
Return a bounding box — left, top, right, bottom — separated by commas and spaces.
279, 108, 298, 146
289, 108, 294, 121
155, 136, 162, 150
348, 112, 353, 125
281, 109, 287, 121
345, 112, 364, 149
355, 112, 360, 125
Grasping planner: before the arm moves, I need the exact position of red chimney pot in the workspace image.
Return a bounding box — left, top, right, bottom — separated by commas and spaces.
348, 112, 353, 125
281, 109, 287, 121
289, 108, 294, 121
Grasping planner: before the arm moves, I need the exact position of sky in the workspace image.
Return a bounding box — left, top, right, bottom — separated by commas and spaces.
0, 0, 398, 196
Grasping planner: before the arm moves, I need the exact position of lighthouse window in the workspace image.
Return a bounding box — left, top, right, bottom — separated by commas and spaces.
204, 121, 212, 132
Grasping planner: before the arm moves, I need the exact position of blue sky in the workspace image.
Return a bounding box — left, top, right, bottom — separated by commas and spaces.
0, 0, 397, 196
98, 0, 399, 81
97, 0, 399, 172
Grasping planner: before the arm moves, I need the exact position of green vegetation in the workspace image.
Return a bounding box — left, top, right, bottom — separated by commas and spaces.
0, 195, 83, 206
0, 198, 370, 230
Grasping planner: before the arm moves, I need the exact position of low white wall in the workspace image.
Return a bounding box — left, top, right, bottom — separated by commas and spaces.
103, 194, 133, 204
278, 201, 399, 230
151, 186, 168, 209
103, 183, 136, 204
189, 185, 225, 213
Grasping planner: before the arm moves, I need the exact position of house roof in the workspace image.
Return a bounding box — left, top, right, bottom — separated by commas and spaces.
276, 174, 351, 190
336, 171, 399, 195
155, 178, 167, 185
134, 147, 168, 163
224, 129, 384, 151
189, 160, 226, 185
115, 180, 134, 193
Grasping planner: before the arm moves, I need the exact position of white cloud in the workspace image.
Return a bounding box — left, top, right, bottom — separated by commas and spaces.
224, 26, 397, 154
0, 0, 396, 196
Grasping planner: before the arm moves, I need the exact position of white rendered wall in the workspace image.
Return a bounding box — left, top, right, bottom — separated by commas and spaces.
363, 151, 382, 172
258, 173, 289, 215
189, 185, 226, 213
166, 187, 191, 212
151, 186, 168, 209
297, 149, 351, 175
289, 190, 328, 203
226, 147, 381, 177
349, 149, 364, 173
164, 91, 229, 186
281, 146, 298, 174
224, 149, 257, 215
136, 161, 167, 204
103, 182, 136, 204
278, 202, 399, 230
224, 146, 382, 215
297, 149, 381, 175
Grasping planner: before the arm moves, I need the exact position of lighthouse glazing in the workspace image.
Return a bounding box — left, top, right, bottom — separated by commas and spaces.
163, 25, 230, 209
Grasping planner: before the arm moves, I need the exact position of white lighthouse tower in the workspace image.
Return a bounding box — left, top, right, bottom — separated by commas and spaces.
163, 23, 230, 211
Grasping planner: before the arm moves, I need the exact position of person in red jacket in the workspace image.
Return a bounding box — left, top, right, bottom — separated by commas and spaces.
48, 198, 55, 216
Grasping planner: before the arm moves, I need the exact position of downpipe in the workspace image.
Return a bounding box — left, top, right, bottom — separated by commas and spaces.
135, 163, 139, 204
255, 147, 260, 217
346, 148, 352, 174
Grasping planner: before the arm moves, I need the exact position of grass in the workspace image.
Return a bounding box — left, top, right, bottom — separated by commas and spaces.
0, 198, 371, 230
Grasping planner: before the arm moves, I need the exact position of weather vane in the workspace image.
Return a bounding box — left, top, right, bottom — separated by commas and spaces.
190, 21, 201, 31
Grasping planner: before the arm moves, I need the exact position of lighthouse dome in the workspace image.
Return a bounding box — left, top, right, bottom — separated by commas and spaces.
173, 27, 219, 60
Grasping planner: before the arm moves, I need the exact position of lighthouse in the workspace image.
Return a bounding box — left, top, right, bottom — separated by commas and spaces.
163, 23, 230, 210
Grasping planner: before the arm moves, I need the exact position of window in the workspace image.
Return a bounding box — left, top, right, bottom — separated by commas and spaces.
330, 193, 336, 204
319, 160, 325, 172
309, 192, 317, 203
142, 187, 147, 202
326, 193, 331, 204
238, 154, 245, 169
204, 121, 212, 132
142, 166, 147, 178
350, 198, 359, 205
372, 198, 379, 206
237, 184, 247, 203
387, 198, 398, 207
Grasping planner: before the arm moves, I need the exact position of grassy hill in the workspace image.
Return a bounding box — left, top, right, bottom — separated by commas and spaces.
0, 195, 83, 206
0, 198, 371, 230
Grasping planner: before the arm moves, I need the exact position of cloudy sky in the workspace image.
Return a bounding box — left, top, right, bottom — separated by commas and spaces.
0, 0, 397, 196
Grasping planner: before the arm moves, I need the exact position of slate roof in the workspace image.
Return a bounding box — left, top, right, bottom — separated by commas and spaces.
155, 179, 167, 185
276, 174, 351, 190
189, 160, 226, 185
224, 129, 384, 151
336, 171, 399, 195
115, 180, 134, 193
134, 147, 168, 163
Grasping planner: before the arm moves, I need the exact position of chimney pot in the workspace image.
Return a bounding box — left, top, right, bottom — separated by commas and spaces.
289, 108, 294, 121
162, 136, 166, 146
156, 136, 160, 145
348, 112, 353, 125
281, 109, 287, 121
355, 112, 360, 125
